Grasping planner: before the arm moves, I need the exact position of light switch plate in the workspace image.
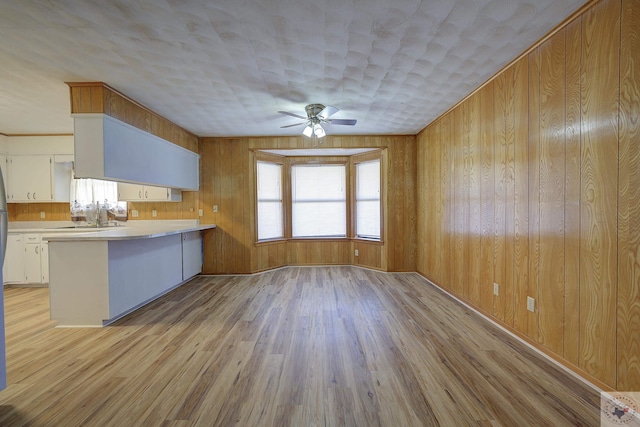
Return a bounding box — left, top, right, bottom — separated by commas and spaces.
213, 205, 218, 213
527, 296, 535, 312
131, 210, 139, 218
40, 211, 45, 219
198, 209, 203, 217
355, 249, 359, 256
152, 209, 157, 218
493, 283, 500, 296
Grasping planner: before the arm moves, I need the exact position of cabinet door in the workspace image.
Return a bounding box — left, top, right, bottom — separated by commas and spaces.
40, 242, 49, 283
143, 185, 169, 200
8, 155, 53, 202
181, 232, 202, 280
117, 183, 144, 201
4, 235, 24, 284
24, 243, 42, 284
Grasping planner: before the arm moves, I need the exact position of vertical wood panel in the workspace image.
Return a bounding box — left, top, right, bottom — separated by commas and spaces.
528, 48, 542, 340
462, 102, 472, 300
579, 0, 619, 388
538, 29, 567, 356
416, 128, 428, 276
467, 93, 482, 306
512, 56, 530, 335
433, 121, 444, 284
480, 82, 495, 314
493, 72, 507, 321
453, 107, 465, 297
617, 0, 640, 391
442, 113, 455, 292
504, 67, 516, 327
564, 18, 582, 366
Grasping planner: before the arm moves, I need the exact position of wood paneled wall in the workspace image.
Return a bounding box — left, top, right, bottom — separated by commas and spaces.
199, 135, 415, 274
67, 82, 200, 221
7, 203, 71, 222
416, 0, 639, 390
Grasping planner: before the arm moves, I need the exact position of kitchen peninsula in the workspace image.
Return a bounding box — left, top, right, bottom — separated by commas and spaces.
44, 221, 215, 327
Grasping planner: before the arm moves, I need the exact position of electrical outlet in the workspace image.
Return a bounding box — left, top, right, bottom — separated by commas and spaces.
198, 209, 203, 217
40, 211, 45, 219
131, 209, 139, 218
493, 283, 500, 296
152, 209, 157, 218
355, 249, 359, 257
213, 205, 218, 213
527, 296, 535, 312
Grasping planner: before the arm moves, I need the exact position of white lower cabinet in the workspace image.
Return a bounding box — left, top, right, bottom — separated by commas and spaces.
4, 234, 48, 285
182, 231, 202, 280
4, 235, 24, 284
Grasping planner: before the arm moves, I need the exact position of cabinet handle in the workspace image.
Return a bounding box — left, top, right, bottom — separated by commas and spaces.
139, 190, 142, 199
145, 190, 148, 199
35, 246, 39, 254
27, 192, 31, 199
33, 192, 36, 200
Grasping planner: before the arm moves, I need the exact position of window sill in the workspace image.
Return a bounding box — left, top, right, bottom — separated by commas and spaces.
256, 237, 384, 246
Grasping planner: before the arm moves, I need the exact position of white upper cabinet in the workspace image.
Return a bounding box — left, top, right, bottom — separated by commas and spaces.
7, 155, 53, 202
5, 154, 73, 203
117, 183, 182, 202
73, 114, 199, 191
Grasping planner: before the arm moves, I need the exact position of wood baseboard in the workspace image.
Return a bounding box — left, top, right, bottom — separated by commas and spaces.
416, 270, 614, 393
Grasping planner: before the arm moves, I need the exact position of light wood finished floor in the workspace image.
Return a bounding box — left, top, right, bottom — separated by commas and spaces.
0, 267, 600, 426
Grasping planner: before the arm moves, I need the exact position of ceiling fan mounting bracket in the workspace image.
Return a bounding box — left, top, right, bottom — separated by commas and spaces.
305, 104, 326, 119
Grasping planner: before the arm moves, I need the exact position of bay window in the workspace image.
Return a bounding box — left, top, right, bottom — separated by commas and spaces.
254, 150, 383, 243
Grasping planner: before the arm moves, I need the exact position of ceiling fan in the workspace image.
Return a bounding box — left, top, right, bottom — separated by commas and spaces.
278, 104, 357, 138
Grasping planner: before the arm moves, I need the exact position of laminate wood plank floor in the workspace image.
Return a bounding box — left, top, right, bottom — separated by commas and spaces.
0, 267, 600, 426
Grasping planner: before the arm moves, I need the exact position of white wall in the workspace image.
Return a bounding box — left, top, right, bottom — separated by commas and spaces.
2, 135, 73, 155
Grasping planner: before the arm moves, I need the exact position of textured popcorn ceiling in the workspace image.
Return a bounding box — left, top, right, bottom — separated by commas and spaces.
0, 0, 587, 137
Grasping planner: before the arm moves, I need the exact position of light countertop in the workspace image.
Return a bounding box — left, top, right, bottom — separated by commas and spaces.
9, 220, 216, 241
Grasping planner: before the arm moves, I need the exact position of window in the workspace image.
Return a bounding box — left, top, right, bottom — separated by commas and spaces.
254, 150, 383, 243
291, 164, 346, 238
256, 161, 284, 240
355, 159, 381, 239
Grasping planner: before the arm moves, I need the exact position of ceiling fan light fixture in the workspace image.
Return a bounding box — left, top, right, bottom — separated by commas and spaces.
303, 124, 313, 137
313, 123, 326, 138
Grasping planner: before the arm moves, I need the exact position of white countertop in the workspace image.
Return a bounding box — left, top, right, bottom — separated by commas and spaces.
10, 220, 216, 241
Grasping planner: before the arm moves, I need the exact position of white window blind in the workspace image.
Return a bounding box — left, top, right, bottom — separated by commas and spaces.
355, 159, 381, 239
257, 161, 283, 240
292, 164, 346, 238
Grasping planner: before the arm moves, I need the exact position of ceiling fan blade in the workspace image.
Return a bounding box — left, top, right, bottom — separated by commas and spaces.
278, 111, 307, 120
328, 119, 357, 126
317, 105, 339, 120
280, 122, 307, 128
